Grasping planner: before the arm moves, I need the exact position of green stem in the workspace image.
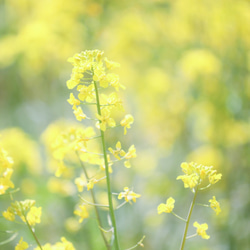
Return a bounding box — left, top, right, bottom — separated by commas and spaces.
76, 152, 111, 250
180, 186, 199, 250
23, 215, 43, 250
171, 211, 187, 222
93, 80, 120, 250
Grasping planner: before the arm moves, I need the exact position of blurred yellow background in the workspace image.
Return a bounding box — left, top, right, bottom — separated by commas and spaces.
0, 0, 249, 249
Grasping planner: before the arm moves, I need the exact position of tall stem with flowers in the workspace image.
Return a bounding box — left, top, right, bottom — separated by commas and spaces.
65, 50, 143, 249
157, 162, 222, 249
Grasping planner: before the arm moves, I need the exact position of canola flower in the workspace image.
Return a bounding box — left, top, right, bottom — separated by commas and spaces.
0, 145, 15, 195
118, 187, 141, 204
193, 222, 210, 239
158, 162, 222, 249
34, 237, 76, 250
61, 49, 140, 250
209, 196, 221, 215
157, 197, 175, 214
2, 200, 42, 226
15, 237, 29, 250
176, 162, 222, 190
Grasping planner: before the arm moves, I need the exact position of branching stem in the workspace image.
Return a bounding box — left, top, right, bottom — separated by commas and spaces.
76, 152, 110, 250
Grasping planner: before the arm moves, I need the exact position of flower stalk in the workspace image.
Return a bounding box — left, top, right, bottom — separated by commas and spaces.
180, 186, 198, 250
94, 79, 120, 250
76, 151, 111, 250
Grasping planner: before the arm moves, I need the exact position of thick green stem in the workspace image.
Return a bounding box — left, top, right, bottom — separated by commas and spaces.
180, 186, 199, 250
93, 80, 120, 250
76, 152, 111, 250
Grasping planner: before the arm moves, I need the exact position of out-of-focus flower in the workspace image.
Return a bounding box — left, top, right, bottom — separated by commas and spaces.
193, 221, 210, 239
157, 197, 175, 214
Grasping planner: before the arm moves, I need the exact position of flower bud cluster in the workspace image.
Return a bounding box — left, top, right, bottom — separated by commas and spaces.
176, 162, 222, 189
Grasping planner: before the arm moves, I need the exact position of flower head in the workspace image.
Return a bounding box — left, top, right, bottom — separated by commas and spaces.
73, 107, 87, 121
120, 114, 134, 135
67, 93, 80, 110
157, 197, 175, 214
108, 141, 126, 160
96, 108, 116, 131
193, 221, 210, 239
118, 187, 141, 203
74, 204, 89, 223
177, 162, 222, 190
209, 196, 221, 215
15, 237, 29, 250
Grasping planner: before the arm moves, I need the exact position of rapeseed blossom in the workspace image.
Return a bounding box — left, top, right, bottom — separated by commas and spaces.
193, 221, 210, 239
157, 197, 175, 214
2, 200, 42, 227
108, 141, 126, 160
209, 196, 221, 215
176, 162, 222, 190
15, 237, 29, 250
118, 187, 141, 203
74, 204, 89, 223
120, 114, 134, 135
0, 146, 14, 194
96, 108, 116, 131
34, 237, 75, 250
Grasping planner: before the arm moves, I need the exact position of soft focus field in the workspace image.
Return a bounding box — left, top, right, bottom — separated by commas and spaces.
0, 0, 250, 249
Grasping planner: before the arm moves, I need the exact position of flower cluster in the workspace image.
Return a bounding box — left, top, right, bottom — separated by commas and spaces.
66, 50, 133, 132
158, 161, 222, 245
2, 199, 42, 226
0, 145, 14, 195
176, 162, 222, 190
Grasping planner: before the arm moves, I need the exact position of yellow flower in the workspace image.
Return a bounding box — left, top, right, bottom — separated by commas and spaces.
104, 57, 120, 70
96, 108, 116, 131
120, 114, 134, 134
107, 73, 125, 91
209, 196, 221, 215
0, 177, 15, 195
106, 92, 124, 110
77, 83, 95, 102
124, 160, 131, 168
2, 207, 15, 221
67, 93, 80, 110
34, 237, 75, 250
0, 146, 15, 194
157, 197, 175, 214
176, 173, 199, 189
125, 145, 136, 159
0, 147, 14, 169
73, 107, 86, 121
74, 176, 86, 192
177, 162, 222, 189
108, 141, 126, 160
66, 72, 83, 89
193, 221, 210, 239
87, 178, 98, 190
74, 204, 89, 223
15, 237, 29, 250
118, 187, 141, 203
26, 206, 42, 226
209, 172, 222, 184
